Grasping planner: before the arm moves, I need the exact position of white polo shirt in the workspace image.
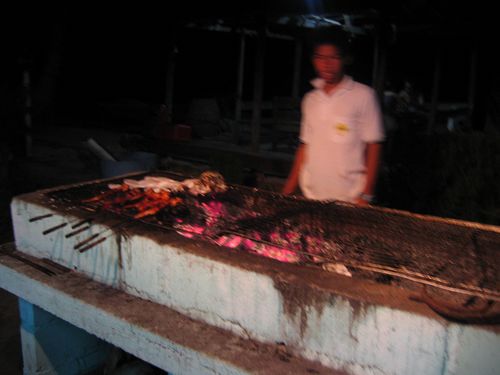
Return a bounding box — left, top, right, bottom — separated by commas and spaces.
299, 76, 384, 202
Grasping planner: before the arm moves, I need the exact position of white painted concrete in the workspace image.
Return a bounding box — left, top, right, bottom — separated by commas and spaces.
121, 235, 282, 341
2, 259, 324, 375
444, 324, 500, 375
11, 200, 121, 287
11, 195, 500, 375
19, 298, 112, 375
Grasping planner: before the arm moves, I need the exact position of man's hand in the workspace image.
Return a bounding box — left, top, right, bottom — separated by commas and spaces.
355, 192, 374, 206
356, 142, 382, 207
355, 197, 370, 206
282, 143, 306, 196
281, 182, 295, 195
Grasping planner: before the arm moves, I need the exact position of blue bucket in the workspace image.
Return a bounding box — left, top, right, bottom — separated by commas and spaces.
124, 151, 159, 171
100, 160, 146, 179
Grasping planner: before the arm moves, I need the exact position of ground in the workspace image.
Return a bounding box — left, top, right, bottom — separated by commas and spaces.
0, 289, 21, 374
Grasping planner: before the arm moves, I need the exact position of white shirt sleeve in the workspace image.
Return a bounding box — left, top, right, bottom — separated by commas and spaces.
299, 95, 311, 144
359, 88, 385, 143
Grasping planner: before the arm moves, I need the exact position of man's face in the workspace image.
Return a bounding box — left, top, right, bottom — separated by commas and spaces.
312, 44, 344, 84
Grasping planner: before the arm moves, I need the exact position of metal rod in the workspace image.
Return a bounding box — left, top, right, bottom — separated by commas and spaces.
49, 179, 499, 302
216, 230, 500, 302
71, 218, 93, 229
214, 229, 332, 262
79, 237, 107, 253
29, 214, 53, 222
65, 225, 91, 238
5, 252, 56, 276
73, 221, 130, 250
41, 258, 71, 273
42, 223, 68, 235
74, 233, 99, 249
347, 261, 500, 302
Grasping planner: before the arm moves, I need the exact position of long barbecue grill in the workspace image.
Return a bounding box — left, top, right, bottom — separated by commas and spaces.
4, 170, 500, 374
42, 170, 500, 304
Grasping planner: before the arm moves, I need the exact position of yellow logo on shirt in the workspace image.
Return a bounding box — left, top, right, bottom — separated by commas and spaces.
335, 122, 350, 135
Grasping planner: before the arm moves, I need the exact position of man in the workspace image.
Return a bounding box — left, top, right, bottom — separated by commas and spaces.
282, 30, 384, 205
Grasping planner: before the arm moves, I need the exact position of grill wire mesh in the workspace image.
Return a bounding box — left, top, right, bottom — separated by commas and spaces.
45, 172, 500, 302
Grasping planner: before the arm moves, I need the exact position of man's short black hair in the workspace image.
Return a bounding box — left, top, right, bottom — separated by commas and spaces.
307, 26, 350, 57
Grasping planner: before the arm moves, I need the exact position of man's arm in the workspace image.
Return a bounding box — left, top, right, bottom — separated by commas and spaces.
356, 142, 383, 205
282, 143, 306, 195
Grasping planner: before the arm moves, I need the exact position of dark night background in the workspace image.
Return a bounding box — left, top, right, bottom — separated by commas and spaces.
3, 1, 497, 118
0, 2, 499, 373
1, 1, 500, 225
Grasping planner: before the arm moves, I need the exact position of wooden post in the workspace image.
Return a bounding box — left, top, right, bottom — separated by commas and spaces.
292, 39, 302, 99
371, 27, 387, 102
165, 36, 176, 125
251, 30, 265, 152
23, 69, 32, 157
428, 47, 442, 134
467, 46, 477, 125
372, 31, 380, 89
234, 32, 246, 143
375, 42, 387, 102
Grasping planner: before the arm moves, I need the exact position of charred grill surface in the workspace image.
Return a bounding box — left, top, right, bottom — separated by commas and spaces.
44, 172, 500, 303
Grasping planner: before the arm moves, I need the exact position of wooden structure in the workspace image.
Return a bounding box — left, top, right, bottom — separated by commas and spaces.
162, 10, 482, 154
164, 14, 370, 152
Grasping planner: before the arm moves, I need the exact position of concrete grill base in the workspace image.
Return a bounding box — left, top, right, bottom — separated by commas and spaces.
9, 182, 500, 375
0, 243, 335, 375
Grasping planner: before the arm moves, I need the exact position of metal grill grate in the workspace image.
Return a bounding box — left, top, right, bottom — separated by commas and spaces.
45, 172, 500, 302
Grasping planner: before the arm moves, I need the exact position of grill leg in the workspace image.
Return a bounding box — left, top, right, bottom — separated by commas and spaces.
18, 299, 112, 375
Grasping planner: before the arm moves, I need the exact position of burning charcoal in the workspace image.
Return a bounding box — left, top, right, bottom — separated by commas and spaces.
42, 169, 500, 307
169, 203, 191, 218
375, 274, 395, 285
268, 229, 302, 249
177, 231, 196, 239
156, 204, 190, 223
240, 232, 301, 263
200, 201, 226, 219
303, 235, 327, 262
168, 202, 208, 229
175, 224, 206, 238
253, 243, 301, 263
214, 188, 244, 205
215, 235, 243, 249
